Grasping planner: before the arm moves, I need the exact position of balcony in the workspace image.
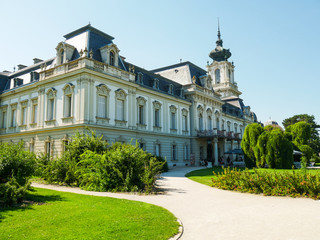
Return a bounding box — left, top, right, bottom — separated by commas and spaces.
197, 129, 241, 140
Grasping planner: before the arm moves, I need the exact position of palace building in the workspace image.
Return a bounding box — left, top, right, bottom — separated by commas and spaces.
0, 24, 257, 166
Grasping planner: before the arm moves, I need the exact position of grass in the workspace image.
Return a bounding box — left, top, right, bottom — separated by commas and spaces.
0, 188, 179, 240
186, 167, 320, 187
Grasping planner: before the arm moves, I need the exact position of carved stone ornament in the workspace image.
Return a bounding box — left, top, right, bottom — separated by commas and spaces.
206, 108, 213, 115
153, 100, 162, 109
136, 96, 146, 105
21, 100, 28, 107
46, 88, 57, 98
197, 105, 204, 113
181, 108, 188, 116
169, 105, 177, 113
192, 75, 196, 84
115, 89, 127, 100
63, 83, 75, 95
96, 84, 111, 96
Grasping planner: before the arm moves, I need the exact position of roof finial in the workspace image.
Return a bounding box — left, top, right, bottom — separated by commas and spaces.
217, 18, 221, 40
216, 18, 223, 47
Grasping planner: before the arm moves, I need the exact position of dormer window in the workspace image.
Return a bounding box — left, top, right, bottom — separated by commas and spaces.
110, 51, 115, 66
13, 78, 23, 88
60, 49, 64, 64
153, 78, 159, 89
168, 84, 173, 95
137, 72, 143, 84
30, 72, 39, 82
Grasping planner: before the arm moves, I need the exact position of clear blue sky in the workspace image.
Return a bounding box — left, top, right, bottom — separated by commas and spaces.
1, 0, 319, 127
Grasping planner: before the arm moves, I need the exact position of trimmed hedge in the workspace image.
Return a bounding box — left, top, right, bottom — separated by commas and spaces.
212, 167, 320, 199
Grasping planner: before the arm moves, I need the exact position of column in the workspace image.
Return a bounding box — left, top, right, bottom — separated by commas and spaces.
230, 140, 234, 161
214, 138, 219, 166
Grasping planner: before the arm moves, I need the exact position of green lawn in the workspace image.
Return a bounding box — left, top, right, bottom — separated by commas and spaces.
186, 167, 320, 187
0, 188, 179, 240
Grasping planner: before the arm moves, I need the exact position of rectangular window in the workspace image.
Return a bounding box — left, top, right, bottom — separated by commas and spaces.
155, 109, 160, 127
208, 117, 212, 130
171, 112, 176, 129
183, 115, 188, 131
138, 105, 144, 124
32, 104, 38, 123
116, 99, 124, 120
48, 99, 54, 120
2, 111, 7, 128
184, 145, 189, 160
46, 142, 51, 159
21, 107, 27, 125
199, 116, 203, 131
11, 109, 16, 127
98, 95, 107, 118
155, 144, 160, 157
65, 95, 72, 117
172, 145, 177, 161
29, 143, 34, 152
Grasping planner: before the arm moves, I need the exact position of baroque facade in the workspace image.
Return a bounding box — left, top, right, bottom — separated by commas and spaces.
0, 25, 257, 166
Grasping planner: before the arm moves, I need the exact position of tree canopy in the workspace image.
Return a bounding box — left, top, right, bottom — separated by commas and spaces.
282, 114, 320, 153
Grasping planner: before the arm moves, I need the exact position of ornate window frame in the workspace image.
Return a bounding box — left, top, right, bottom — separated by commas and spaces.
153, 100, 162, 131
206, 108, 213, 130
169, 105, 177, 133
137, 72, 143, 85
0, 105, 8, 129
19, 100, 29, 127
30, 97, 38, 126
46, 88, 57, 123
62, 83, 75, 120
137, 96, 147, 129
197, 105, 204, 131
183, 143, 189, 161
10, 103, 18, 128
171, 141, 177, 161
44, 136, 54, 160
153, 78, 159, 90
154, 139, 161, 157
115, 89, 127, 125
182, 108, 188, 133
96, 84, 111, 123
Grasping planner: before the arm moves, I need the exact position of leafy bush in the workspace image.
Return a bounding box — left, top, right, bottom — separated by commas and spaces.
0, 142, 36, 205
76, 143, 164, 193
266, 130, 293, 169
212, 167, 320, 199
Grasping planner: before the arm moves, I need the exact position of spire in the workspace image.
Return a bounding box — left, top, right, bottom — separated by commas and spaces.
216, 19, 223, 47
209, 19, 231, 62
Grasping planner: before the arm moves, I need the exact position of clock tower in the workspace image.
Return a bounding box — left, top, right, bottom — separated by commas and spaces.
207, 25, 241, 99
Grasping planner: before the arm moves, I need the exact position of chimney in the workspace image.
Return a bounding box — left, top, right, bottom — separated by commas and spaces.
17, 64, 27, 70
33, 58, 43, 64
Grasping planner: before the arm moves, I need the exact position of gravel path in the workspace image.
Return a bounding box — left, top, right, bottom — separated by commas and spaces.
32, 167, 320, 240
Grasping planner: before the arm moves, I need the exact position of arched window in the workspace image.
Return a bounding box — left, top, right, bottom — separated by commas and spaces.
216, 118, 220, 130
110, 51, 115, 66
46, 88, 57, 121
63, 84, 74, 118
215, 69, 220, 84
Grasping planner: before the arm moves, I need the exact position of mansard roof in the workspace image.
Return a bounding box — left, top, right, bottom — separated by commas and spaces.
151, 61, 207, 86
64, 24, 114, 41
124, 61, 185, 99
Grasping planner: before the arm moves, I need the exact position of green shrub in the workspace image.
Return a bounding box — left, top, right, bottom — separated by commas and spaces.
241, 123, 264, 168
0, 142, 36, 205
75, 143, 164, 193
212, 167, 320, 199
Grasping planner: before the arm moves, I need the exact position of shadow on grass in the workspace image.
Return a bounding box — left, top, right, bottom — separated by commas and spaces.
0, 189, 65, 223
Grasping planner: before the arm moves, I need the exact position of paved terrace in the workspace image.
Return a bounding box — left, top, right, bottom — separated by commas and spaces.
33, 167, 320, 240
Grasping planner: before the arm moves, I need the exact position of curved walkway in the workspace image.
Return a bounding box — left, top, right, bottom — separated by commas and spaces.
32, 167, 320, 240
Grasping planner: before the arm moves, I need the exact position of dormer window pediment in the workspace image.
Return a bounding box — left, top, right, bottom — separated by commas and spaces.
55, 42, 75, 65
100, 43, 120, 67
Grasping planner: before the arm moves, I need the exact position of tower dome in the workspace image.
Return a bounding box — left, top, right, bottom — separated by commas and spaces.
209, 25, 231, 62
